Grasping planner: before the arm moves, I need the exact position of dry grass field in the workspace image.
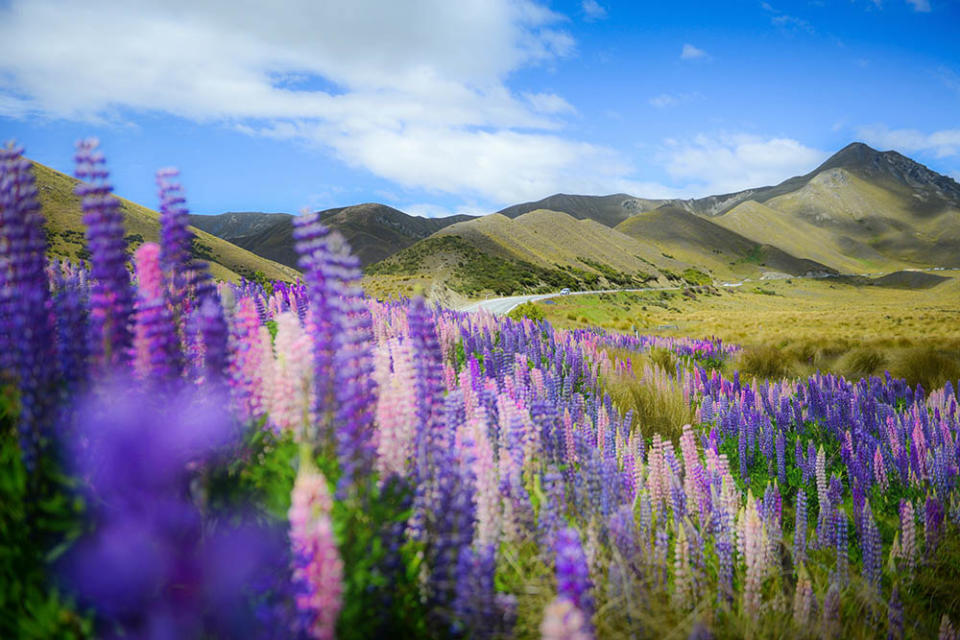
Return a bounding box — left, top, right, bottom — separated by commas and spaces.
535, 272, 960, 389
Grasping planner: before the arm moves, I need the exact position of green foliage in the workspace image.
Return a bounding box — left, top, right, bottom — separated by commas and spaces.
251, 270, 275, 296
206, 422, 299, 521
190, 237, 217, 262
681, 267, 712, 286
0, 387, 92, 639
507, 302, 545, 323
332, 477, 425, 639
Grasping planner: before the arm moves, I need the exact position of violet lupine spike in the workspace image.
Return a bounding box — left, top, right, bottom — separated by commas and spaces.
51, 262, 89, 397
293, 213, 377, 494
794, 488, 808, 566
554, 527, 594, 622
452, 544, 497, 639
407, 295, 447, 481
74, 138, 134, 372
925, 495, 945, 556
832, 508, 848, 588
888, 586, 904, 640
326, 233, 377, 495
156, 168, 193, 285
292, 215, 337, 442
0, 142, 58, 467
861, 501, 882, 591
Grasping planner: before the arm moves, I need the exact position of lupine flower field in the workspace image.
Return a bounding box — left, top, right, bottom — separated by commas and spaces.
3, 140, 960, 639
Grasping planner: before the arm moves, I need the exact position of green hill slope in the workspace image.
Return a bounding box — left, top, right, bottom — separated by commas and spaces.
33, 161, 299, 283
364, 209, 702, 299
615, 205, 834, 278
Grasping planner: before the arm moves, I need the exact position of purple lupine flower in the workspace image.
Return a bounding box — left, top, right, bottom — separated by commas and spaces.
74, 138, 134, 372
0, 142, 57, 466
776, 430, 786, 486
426, 443, 477, 629
554, 527, 594, 620
156, 168, 194, 295
832, 509, 848, 588
925, 495, 945, 555
51, 262, 89, 396
794, 488, 808, 566
293, 214, 376, 493
452, 544, 497, 639
60, 380, 291, 637
888, 586, 903, 640
608, 505, 639, 575
861, 501, 881, 591
406, 295, 447, 480
539, 469, 565, 552
822, 583, 841, 638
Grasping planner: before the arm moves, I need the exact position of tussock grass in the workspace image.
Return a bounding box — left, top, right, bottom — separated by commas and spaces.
736, 345, 795, 381
603, 349, 693, 442
893, 346, 960, 392
836, 347, 888, 380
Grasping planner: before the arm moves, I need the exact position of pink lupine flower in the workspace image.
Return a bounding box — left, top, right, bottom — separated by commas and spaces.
792, 568, 814, 627
228, 297, 270, 423
373, 339, 417, 478
899, 499, 917, 575
268, 312, 314, 437
289, 464, 343, 640
742, 491, 767, 617
874, 446, 888, 490
672, 521, 694, 610
540, 597, 593, 640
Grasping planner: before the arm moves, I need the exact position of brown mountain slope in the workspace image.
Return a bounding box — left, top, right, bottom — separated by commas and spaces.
190, 204, 475, 269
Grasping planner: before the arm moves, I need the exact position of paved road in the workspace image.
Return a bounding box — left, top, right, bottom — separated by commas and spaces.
459, 285, 683, 315
457, 267, 960, 315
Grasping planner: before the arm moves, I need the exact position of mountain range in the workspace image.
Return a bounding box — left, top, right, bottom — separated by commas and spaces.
29, 141, 960, 299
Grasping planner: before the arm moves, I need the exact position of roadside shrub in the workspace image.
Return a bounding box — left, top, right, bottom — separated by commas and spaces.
507, 302, 544, 323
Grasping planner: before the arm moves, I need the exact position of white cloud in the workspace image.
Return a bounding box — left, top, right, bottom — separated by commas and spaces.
906, 0, 931, 11
0, 0, 653, 205
581, 0, 607, 21
680, 44, 708, 60
662, 134, 828, 195
858, 125, 960, 157
523, 92, 576, 114
648, 92, 700, 109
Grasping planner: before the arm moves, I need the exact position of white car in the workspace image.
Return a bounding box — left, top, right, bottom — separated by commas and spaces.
560, 288, 571, 295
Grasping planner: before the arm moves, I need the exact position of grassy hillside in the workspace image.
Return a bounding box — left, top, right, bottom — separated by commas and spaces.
34, 161, 298, 283
615, 205, 834, 278
363, 210, 702, 300
713, 168, 959, 272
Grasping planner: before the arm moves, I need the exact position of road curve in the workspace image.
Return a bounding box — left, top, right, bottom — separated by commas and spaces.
456, 267, 958, 315
458, 285, 683, 315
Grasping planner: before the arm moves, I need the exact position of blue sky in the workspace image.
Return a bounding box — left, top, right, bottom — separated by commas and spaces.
1, 0, 958, 217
